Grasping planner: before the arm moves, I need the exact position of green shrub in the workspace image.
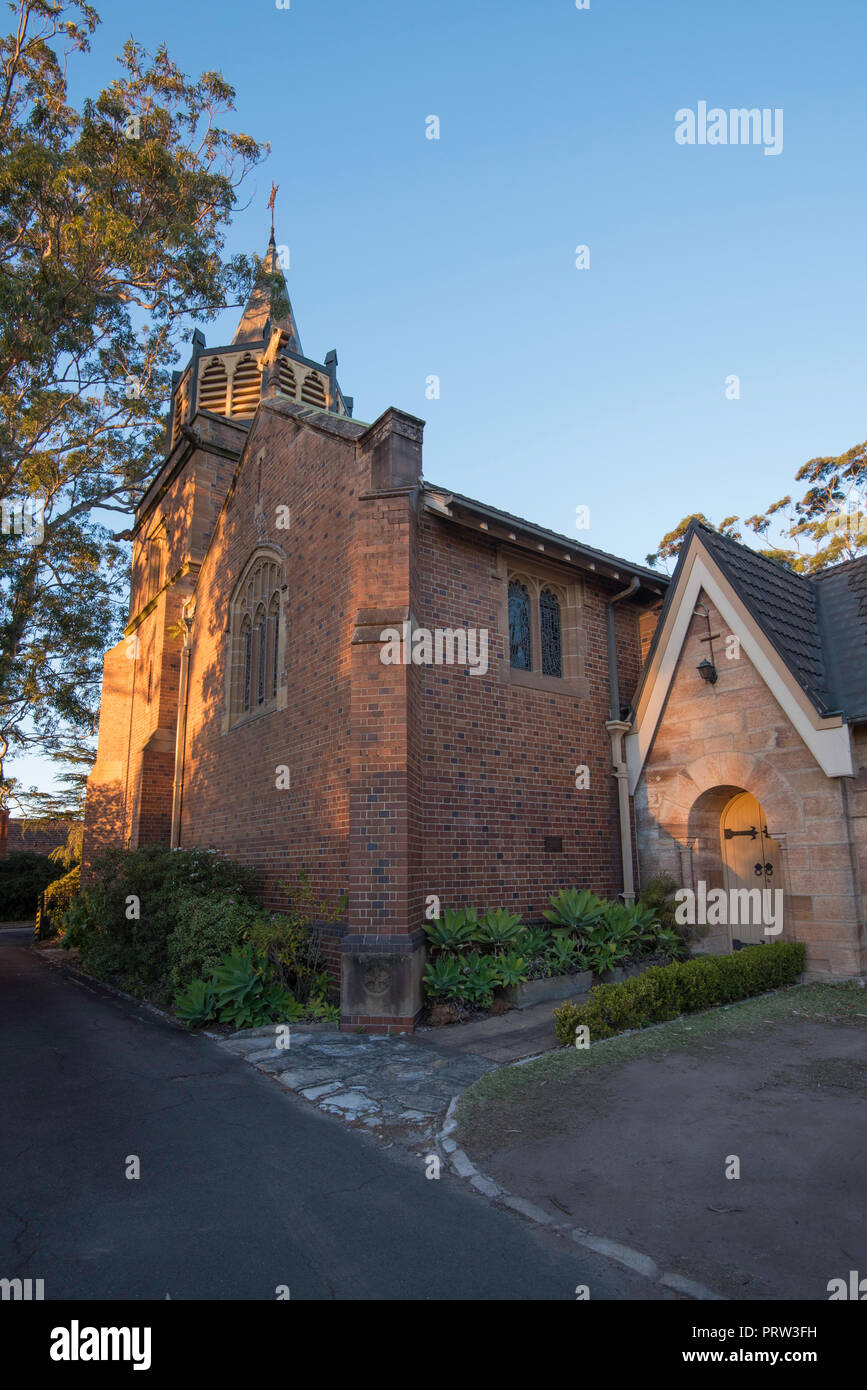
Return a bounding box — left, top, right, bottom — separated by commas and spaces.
167, 893, 261, 992
0, 850, 65, 920
174, 943, 339, 1030
553, 941, 806, 1045
247, 913, 331, 1005
601, 901, 658, 946
582, 924, 632, 976
651, 926, 690, 962
174, 978, 217, 1027
73, 845, 259, 994
639, 874, 683, 935
35, 865, 81, 941
247, 873, 344, 1005
521, 926, 550, 957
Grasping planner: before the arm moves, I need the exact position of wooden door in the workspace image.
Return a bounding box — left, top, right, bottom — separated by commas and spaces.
721, 793, 781, 945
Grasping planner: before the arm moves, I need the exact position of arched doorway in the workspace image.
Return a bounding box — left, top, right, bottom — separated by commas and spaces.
721, 792, 782, 946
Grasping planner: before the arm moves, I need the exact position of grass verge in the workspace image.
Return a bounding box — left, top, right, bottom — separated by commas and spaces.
456, 982, 867, 1145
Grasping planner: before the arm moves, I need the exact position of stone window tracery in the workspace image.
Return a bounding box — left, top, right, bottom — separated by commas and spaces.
229, 554, 283, 725
502, 565, 580, 694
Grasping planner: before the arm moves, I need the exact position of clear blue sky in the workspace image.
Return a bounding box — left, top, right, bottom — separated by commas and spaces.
12, 0, 867, 801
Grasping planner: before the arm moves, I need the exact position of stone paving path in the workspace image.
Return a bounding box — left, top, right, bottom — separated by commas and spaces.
215, 1024, 496, 1150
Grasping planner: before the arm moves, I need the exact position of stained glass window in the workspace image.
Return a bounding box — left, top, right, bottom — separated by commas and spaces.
540, 588, 562, 677
509, 580, 532, 670
242, 618, 252, 711
256, 610, 266, 704
232, 556, 283, 722
270, 599, 280, 699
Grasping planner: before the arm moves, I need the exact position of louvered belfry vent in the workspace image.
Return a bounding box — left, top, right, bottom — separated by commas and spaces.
231, 354, 262, 417
300, 370, 327, 408
199, 358, 229, 414
278, 357, 297, 399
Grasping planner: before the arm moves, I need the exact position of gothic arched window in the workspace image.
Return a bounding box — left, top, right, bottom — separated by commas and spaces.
504, 571, 576, 690
509, 580, 532, 670
540, 588, 563, 678
229, 553, 284, 725
269, 595, 280, 700
255, 606, 266, 705
241, 616, 252, 713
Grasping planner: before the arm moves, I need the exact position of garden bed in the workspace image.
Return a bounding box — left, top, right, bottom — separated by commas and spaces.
422, 885, 689, 1027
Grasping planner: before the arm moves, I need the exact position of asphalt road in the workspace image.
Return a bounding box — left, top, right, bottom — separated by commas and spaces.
0, 930, 646, 1301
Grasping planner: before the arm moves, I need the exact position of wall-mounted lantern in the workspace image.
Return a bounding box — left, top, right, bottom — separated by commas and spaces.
694, 604, 718, 685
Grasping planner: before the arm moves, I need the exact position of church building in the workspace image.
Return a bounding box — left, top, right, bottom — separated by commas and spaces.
83, 231, 866, 1028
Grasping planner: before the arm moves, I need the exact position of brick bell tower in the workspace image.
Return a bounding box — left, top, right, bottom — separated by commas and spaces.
85, 206, 431, 1031
83, 219, 353, 864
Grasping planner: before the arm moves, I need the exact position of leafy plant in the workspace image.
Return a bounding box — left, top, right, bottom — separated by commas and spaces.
491, 951, 529, 989
477, 908, 525, 950
520, 926, 550, 957
583, 930, 630, 978
457, 953, 500, 1007
639, 874, 681, 930
174, 978, 217, 1027
72, 845, 260, 994
423, 955, 465, 1000
650, 927, 689, 962
542, 888, 607, 934
208, 944, 264, 1011
423, 907, 479, 954
546, 931, 585, 975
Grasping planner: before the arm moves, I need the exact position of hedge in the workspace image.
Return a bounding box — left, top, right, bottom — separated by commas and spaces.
553, 941, 806, 1045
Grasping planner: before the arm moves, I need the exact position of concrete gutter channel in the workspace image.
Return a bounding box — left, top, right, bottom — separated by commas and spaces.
34, 946, 723, 1299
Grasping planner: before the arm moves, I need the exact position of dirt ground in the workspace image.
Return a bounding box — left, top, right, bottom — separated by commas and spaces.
457, 984, 867, 1300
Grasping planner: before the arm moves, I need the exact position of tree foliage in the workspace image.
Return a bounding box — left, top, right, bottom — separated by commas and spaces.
647, 441, 867, 574
646, 513, 741, 569
0, 0, 267, 802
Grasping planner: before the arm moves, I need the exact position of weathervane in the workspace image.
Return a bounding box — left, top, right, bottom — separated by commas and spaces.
267, 182, 279, 239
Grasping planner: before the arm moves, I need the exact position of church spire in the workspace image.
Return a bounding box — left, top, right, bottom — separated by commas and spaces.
232, 187, 302, 352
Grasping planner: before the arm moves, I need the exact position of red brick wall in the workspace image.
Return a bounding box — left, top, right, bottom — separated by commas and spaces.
85, 391, 662, 1002
414, 512, 647, 918
5, 820, 68, 856
176, 404, 362, 930
84, 417, 245, 868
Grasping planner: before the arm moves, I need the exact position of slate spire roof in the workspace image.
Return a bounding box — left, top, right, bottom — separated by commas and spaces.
233, 228, 302, 354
